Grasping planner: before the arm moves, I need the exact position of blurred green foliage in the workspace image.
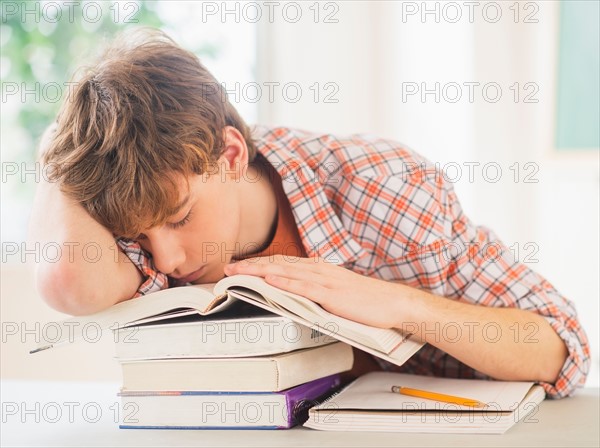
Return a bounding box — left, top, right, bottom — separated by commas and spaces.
1, 1, 166, 162
1, 1, 240, 243
1, 0, 224, 212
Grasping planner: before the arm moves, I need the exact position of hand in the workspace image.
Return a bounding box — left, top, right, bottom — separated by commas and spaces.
223, 255, 407, 329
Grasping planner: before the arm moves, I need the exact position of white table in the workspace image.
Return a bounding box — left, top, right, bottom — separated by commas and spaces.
1, 380, 598, 447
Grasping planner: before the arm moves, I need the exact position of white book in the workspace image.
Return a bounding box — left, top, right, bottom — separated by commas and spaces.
31, 274, 424, 368
118, 374, 342, 429
120, 342, 353, 392
304, 371, 546, 434
114, 302, 337, 360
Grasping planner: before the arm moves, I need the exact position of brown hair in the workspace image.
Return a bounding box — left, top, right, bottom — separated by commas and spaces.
42, 28, 258, 238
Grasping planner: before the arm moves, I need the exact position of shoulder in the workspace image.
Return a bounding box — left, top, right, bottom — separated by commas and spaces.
251, 124, 437, 180
252, 125, 451, 254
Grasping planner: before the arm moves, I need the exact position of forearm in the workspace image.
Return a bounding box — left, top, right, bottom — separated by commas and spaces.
28, 177, 142, 315
394, 284, 568, 383
222, 256, 568, 383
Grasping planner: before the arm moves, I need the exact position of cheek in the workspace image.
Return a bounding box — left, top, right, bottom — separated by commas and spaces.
187, 182, 242, 260
203, 187, 242, 237
186, 206, 241, 254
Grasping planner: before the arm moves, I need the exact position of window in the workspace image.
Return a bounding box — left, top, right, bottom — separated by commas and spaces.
555, 0, 600, 150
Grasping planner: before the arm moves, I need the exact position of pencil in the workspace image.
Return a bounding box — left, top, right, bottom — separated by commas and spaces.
391, 385, 487, 408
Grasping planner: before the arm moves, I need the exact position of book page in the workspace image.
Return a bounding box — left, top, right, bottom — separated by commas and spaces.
215, 276, 386, 346
214, 275, 422, 361
314, 372, 539, 411
30, 284, 235, 352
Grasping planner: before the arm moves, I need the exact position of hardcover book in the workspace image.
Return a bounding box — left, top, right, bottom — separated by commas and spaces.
120, 341, 354, 392
119, 374, 343, 429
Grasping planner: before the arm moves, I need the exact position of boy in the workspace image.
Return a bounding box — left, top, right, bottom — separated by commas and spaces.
29, 30, 589, 399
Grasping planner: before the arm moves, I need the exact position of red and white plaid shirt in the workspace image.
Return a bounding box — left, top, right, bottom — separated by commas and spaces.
117, 125, 590, 399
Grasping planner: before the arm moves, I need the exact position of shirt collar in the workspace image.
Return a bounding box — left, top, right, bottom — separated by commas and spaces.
254, 130, 366, 266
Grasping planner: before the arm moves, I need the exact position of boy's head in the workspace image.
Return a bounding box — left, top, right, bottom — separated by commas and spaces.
43, 29, 258, 240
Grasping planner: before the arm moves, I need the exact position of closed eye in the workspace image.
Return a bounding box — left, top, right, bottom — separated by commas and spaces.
168, 209, 193, 229
131, 208, 193, 241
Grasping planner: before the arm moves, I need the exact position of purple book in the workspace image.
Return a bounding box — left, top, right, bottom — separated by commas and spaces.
118, 374, 342, 429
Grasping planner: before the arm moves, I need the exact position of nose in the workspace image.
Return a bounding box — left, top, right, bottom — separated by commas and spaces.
143, 231, 186, 276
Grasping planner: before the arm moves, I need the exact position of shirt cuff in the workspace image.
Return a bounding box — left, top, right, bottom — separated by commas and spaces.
537, 315, 591, 399
115, 238, 170, 297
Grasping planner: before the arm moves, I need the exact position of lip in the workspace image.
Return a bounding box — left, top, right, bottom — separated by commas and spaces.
172, 266, 205, 285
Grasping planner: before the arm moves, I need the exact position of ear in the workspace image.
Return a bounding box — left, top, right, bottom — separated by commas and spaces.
217, 126, 249, 181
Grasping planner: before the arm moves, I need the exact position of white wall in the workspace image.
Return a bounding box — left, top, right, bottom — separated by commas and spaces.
256, 0, 599, 386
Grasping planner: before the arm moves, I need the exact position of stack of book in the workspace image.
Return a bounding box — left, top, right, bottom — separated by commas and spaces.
32, 274, 424, 429
113, 301, 353, 429
31, 274, 548, 434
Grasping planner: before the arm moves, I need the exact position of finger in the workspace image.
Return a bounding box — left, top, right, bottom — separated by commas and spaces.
263, 274, 330, 305
225, 258, 340, 288
229, 257, 324, 275
225, 259, 311, 279
241, 255, 339, 272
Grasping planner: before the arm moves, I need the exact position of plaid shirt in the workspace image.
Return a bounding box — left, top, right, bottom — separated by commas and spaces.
117, 125, 590, 399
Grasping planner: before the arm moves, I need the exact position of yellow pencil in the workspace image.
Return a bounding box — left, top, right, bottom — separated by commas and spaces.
391, 385, 487, 408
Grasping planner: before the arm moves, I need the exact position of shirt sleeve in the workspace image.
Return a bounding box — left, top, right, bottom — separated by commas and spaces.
116, 238, 170, 297
359, 163, 591, 398
436, 177, 591, 398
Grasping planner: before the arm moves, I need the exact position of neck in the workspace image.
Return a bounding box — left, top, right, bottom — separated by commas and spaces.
236, 160, 278, 258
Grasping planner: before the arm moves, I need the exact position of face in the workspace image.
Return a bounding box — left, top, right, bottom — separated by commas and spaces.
129, 126, 276, 286
134, 165, 243, 286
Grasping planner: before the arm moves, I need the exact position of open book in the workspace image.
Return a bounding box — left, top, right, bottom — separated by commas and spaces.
30, 274, 424, 367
